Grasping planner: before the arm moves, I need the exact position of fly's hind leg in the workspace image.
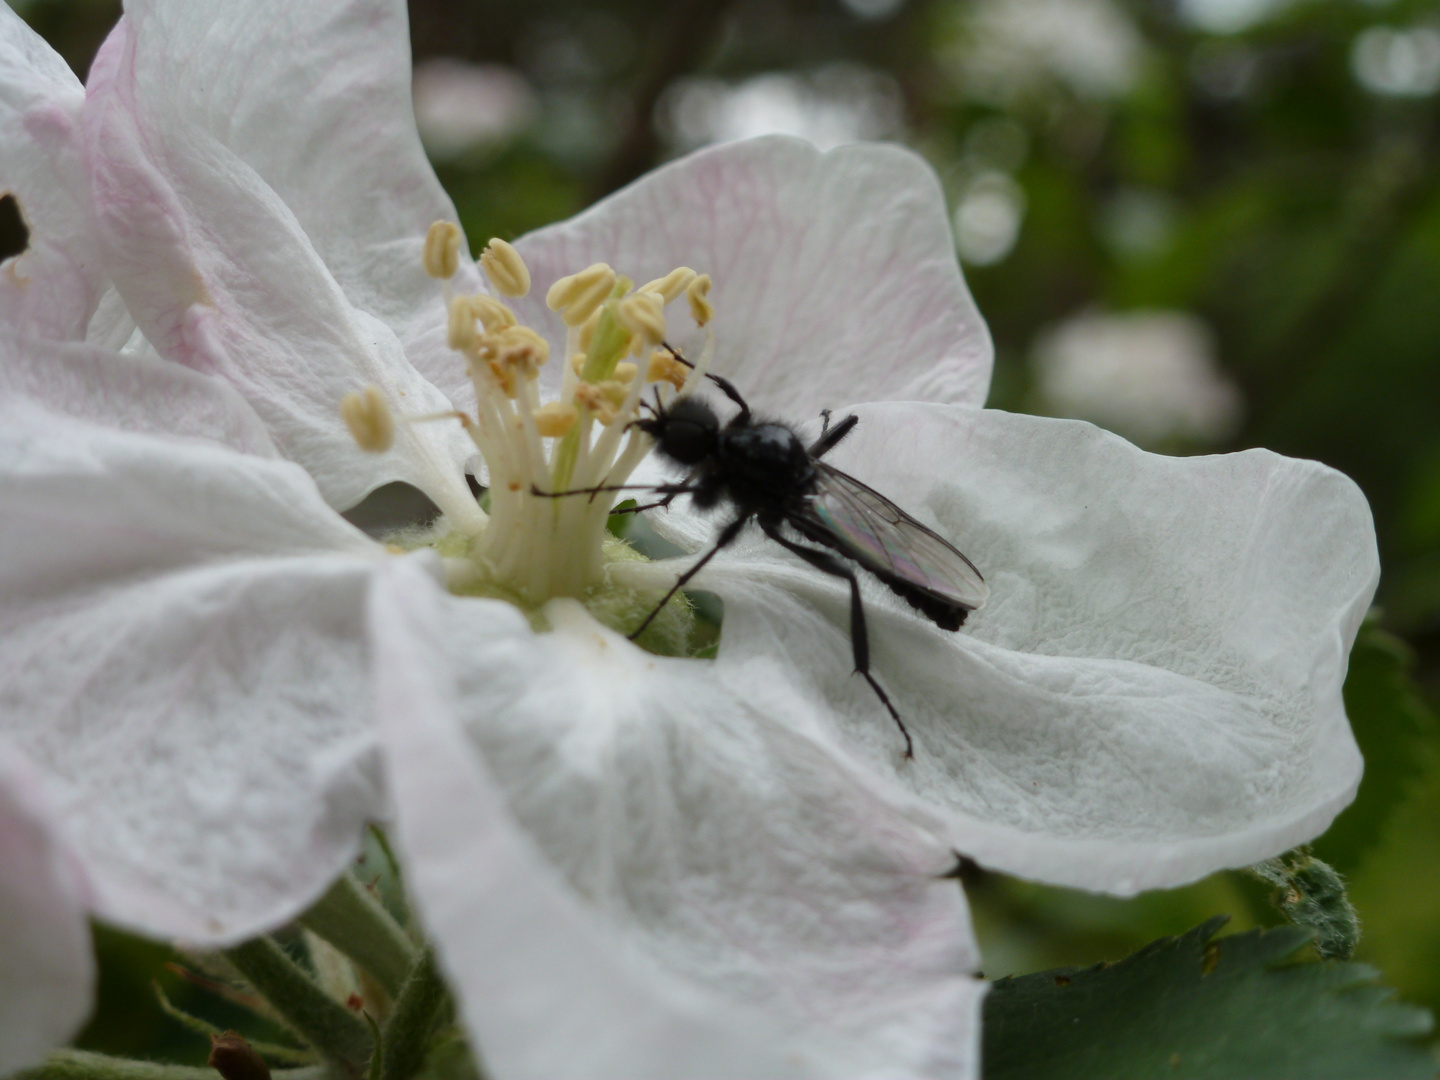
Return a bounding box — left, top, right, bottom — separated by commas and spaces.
759, 523, 913, 758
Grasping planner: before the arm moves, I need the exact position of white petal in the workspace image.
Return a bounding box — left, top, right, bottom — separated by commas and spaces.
691, 403, 1374, 893
373, 558, 983, 1079
0, 398, 385, 942
116, 0, 482, 356
83, 19, 481, 523
511, 136, 992, 416
0, 748, 93, 1075
0, 7, 105, 341
0, 333, 277, 457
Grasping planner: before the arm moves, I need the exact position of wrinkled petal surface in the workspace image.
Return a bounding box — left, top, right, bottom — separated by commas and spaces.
665, 402, 1373, 893
0, 748, 93, 1075
506, 136, 991, 420
374, 558, 983, 1079
83, 15, 479, 520
114, 0, 482, 354
0, 7, 105, 340
0, 338, 385, 942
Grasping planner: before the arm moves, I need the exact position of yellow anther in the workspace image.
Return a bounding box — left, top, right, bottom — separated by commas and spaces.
640, 266, 698, 304
471, 295, 517, 334
647, 349, 689, 389
486, 359, 518, 398
618, 291, 666, 352
574, 380, 629, 425
570, 352, 586, 375
423, 221, 462, 280
614, 361, 639, 384
687, 273, 713, 327
534, 401, 579, 437
480, 237, 530, 298
546, 263, 616, 327
598, 379, 629, 410
494, 325, 550, 379
339, 386, 395, 453
448, 295, 517, 353
447, 296, 480, 352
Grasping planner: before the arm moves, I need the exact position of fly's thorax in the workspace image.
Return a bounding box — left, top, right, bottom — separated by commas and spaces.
717, 421, 816, 510
338, 223, 723, 655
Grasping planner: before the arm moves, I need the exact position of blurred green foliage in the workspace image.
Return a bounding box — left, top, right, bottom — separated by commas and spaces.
10, 0, 1440, 1057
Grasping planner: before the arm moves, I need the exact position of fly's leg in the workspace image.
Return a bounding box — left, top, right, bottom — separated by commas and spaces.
808, 412, 859, 459
531, 482, 696, 505
659, 340, 752, 421
629, 516, 748, 642
759, 524, 913, 758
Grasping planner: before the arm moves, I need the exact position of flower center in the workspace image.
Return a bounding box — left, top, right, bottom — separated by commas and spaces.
340, 224, 717, 653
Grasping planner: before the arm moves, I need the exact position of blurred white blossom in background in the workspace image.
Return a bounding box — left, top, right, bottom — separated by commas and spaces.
1351, 25, 1440, 97
412, 58, 537, 160
656, 63, 904, 153
1031, 309, 1244, 446
1178, 0, 1291, 35
953, 170, 1027, 266
940, 0, 1145, 102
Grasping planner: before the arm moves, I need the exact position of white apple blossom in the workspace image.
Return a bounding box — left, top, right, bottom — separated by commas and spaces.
0, 1, 1377, 1077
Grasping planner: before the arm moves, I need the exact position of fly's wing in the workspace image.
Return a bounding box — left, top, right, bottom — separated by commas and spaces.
805, 462, 989, 611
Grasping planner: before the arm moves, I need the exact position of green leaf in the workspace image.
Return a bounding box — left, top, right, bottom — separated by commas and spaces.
1314, 623, 1440, 874
982, 918, 1434, 1080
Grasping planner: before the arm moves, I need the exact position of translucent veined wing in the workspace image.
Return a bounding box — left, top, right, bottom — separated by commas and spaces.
802, 462, 989, 612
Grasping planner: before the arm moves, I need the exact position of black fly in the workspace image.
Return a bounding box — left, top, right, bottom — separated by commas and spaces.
542, 364, 987, 758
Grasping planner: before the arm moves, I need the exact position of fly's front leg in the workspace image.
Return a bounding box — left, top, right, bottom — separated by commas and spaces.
759, 524, 912, 758
808, 412, 859, 459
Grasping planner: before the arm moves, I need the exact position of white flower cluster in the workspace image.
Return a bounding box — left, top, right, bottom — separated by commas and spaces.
0, 2, 1375, 1077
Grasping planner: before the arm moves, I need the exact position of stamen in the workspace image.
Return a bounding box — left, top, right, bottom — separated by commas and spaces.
479, 238, 530, 298
340, 385, 395, 453
640, 266, 698, 304
471, 295, 517, 334
648, 349, 688, 389
534, 401, 578, 437
423, 222, 462, 280
687, 274, 713, 327
546, 263, 617, 327
618, 292, 665, 353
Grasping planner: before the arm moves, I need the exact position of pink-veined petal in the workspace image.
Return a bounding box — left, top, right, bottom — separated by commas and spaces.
0, 7, 105, 341
116, 0, 484, 355
508, 136, 992, 419
82, 18, 480, 523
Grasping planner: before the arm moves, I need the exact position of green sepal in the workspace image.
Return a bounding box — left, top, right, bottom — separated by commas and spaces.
299, 872, 416, 998
379, 950, 451, 1080
151, 981, 315, 1066
982, 917, 1434, 1080
224, 938, 373, 1075
1249, 848, 1361, 960
13, 1051, 326, 1080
